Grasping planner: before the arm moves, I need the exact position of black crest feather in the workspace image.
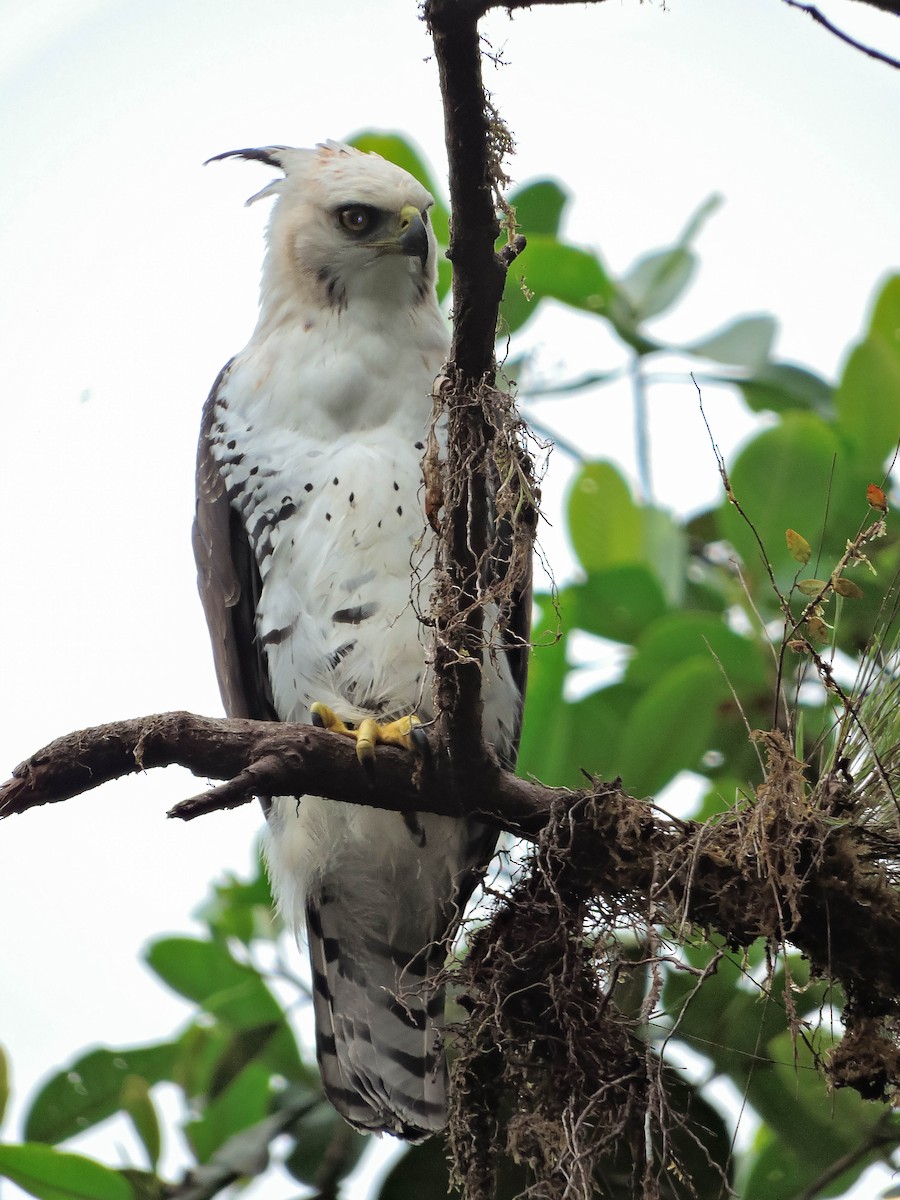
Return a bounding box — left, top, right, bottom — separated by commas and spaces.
204, 147, 287, 169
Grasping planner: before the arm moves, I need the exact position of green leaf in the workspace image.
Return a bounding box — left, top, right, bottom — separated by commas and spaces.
119, 1077, 160, 1172
733, 361, 834, 415
347, 131, 449, 244
661, 1069, 734, 1197
625, 612, 767, 693
145, 938, 275, 1028
834, 276, 900, 466
521, 367, 624, 397
25, 1044, 178, 1145
716, 414, 855, 591
196, 854, 275, 944
563, 564, 669, 644
736, 1031, 900, 1198
758, 1030, 896, 1164
283, 1102, 368, 1186
171, 1023, 231, 1101
178, 1113, 285, 1197
145, 937, 303, 1082
186, 1063, 272, 1164
618, 246, 697, 321
614, 194, 722, 327
181, 1089, 317, 1194
566, 464, 685, 606
518, 597, 637, 787
564, 684, 634, 784
688, 315, 776, 370
0, 1144, 132, 1200
378, 1137, 461, 1200
665, 944, 898, 1195
739, 1131, 810, 1200
117, 1170, 165, 1200
567, 462, 642, 574
617, 657, 729, 796
786, 528, 811, 564
507, 179, 568, 237
436, 255, 452, 303
207, 1024, 281, 1100
642, 505, 687, 606
377, 1133, 528, 1200
500, 236, 614, 334
796, 579, 827, 596
677, 192, 725, 246
516, 624, 570, 785
663, 943, 781, 1076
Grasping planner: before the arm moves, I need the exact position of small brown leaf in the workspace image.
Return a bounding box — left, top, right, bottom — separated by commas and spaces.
796, 579, 827, 596
786, 528, 811, 564
805, 617, 831, 643
832, 577, 864, 599
866, 483, 888, 512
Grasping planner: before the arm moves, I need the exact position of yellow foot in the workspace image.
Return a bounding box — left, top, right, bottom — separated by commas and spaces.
309, 703, 425, 769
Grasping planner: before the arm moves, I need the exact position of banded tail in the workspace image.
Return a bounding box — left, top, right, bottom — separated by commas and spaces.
306, 893, 449, 1140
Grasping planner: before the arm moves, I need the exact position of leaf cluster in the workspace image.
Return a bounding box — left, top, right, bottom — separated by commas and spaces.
348, 134, 900, 1197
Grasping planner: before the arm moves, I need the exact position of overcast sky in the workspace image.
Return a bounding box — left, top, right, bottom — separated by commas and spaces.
1, 1, 898, 1196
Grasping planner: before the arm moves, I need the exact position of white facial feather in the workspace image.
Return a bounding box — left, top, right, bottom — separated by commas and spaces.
243, 142, 440, 327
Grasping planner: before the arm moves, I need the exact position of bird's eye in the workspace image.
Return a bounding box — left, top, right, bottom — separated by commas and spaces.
338, 205, 376, 234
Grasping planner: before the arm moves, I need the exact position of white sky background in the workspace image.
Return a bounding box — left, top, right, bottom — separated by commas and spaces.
0, 0, 898, 1196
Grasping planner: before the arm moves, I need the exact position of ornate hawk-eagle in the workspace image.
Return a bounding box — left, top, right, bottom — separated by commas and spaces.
193, 141, 528, 1140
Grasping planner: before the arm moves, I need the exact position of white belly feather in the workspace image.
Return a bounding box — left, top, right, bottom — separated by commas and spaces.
211, 328, 519, 935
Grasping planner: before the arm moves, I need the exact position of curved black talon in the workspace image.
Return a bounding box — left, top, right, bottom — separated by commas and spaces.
410, 723, 431, 760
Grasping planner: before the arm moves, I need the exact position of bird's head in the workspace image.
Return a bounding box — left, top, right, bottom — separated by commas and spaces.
208, 141, 440, 317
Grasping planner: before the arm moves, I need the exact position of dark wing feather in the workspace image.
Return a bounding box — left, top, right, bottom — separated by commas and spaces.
494, 460, 535, 769
193, 360, 278, 723
504, 563, 532, 764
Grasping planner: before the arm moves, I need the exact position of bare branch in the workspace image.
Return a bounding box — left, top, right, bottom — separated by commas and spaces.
5, 712, 900, 1058
0, 711, 563, 837
847, 0, 900, 15
782, 0, 900, 68
424, 0, 531, 776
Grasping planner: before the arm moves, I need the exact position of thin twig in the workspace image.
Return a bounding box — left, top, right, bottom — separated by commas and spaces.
782, 0, 900, 69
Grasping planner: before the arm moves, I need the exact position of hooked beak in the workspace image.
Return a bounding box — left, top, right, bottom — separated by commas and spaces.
397, 203, 429, 270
